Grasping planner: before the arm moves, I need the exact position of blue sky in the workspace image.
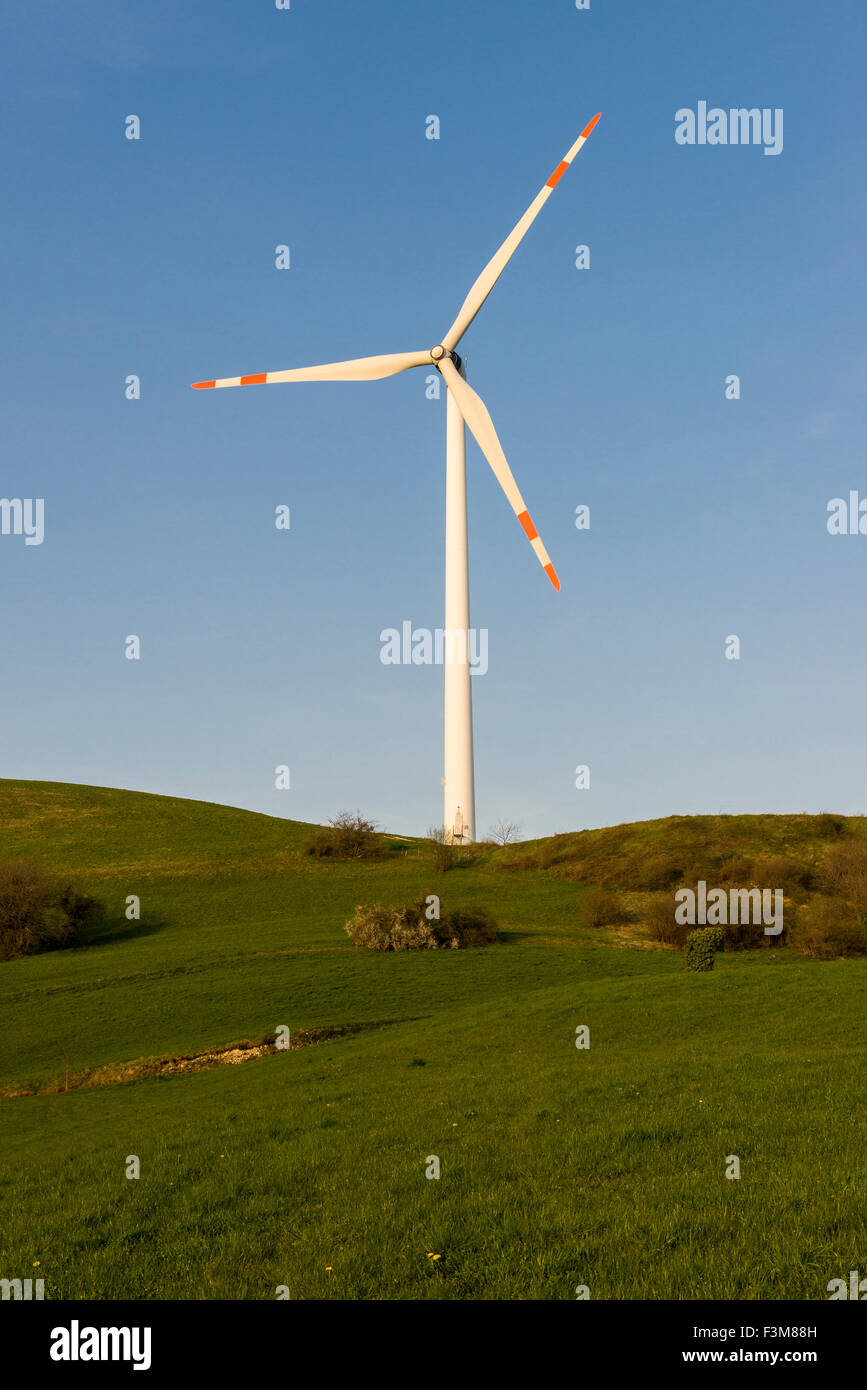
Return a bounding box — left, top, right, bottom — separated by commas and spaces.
1, 0, 865, 838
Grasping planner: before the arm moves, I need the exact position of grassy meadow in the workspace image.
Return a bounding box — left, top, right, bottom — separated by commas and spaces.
0, 780, 864, 1300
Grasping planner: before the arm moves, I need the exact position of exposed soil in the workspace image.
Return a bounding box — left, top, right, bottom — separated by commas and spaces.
2, 1022, 389, 1099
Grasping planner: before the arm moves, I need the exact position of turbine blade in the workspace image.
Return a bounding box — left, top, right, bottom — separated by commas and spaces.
192, 349, 430, 390
439, 357, 560, 591
441, 114, 601, 352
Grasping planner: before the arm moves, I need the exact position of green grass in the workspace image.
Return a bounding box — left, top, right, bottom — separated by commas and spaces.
1, 779, 864, 1299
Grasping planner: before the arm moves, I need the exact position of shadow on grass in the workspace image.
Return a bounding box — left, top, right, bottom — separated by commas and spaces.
495, 928, 528, 944
84, 913, 170, 950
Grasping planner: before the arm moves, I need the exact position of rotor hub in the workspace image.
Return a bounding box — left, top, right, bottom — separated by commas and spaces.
430, 345, 462, 373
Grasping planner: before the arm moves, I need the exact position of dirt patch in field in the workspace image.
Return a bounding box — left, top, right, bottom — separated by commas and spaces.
1, 1023, 390, 1098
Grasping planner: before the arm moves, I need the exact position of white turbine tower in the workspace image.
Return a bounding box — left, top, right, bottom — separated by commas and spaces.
193, 114, 601, 843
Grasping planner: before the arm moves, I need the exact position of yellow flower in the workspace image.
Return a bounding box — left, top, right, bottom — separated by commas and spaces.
325, 1266, 332, 1271
427, 1253, 441, 1260
33, 1260, 40, 1267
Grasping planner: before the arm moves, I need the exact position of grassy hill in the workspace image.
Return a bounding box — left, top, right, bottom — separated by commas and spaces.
1, 780, 864, 1300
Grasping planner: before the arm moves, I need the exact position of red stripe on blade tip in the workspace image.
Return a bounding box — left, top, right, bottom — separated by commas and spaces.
546, 160, 570, 189
517, 510, 538, 540
544, 563, 561, 591
580, 112, 602, 139
192, 380, 216, 390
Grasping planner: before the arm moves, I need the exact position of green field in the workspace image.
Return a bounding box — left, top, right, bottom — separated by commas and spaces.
1, 780, 864, 1300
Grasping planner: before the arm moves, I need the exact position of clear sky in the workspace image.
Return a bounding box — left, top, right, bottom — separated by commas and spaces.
1, 0, 865, 838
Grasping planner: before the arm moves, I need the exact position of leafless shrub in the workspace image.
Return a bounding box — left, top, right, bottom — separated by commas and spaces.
488, 820, 522, 846
304, 811, 385, 860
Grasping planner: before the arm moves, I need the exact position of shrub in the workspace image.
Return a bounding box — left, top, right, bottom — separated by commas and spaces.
713, 855, 755, 885
749, 854, 817, 894
819, 840, 867, 913
722, 919, 767, 950
630, 855, 687, 891
0, 860, 104, 961
345, 898, 499, 951
684, 926, 725, 972
439, 906, 500, 947
304, 811, 384, 860
582, 886, 625, 928
817, 813, 847, 840
427, 826, 458, 873
643, 892, 689, 947
783, 841, 867, 958
789, 896, 867, 959
303, 828, 337, 857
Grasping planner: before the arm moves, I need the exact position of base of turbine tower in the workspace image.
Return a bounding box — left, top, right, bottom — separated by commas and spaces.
444, 807, 473, 845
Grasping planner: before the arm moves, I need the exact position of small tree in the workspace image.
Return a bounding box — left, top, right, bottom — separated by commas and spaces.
488, 820, 521, 846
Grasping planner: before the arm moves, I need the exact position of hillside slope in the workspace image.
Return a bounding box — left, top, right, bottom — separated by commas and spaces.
0, 780, 862, 1089
1, 781, 865, 1300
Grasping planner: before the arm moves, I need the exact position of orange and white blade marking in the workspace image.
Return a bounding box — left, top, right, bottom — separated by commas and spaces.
545, 112, 602, 188
191, 350, 430, 390
438, 357, 560, 591
517, 508, 561, 591
442, 114, 601, 351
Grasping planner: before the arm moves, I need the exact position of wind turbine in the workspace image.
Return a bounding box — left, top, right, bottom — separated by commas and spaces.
192, 114, 601, 844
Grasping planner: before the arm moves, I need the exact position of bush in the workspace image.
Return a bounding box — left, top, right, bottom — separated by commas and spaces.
582, 886, 625, 928
790, 896, 867, 959
440, 906, 500, 947
345, 898, 499, 951
426, 826, 458, 873
0, 860, 104, 961
817, 813, 847, 839
749, 854, 816, 894
684, 926, 725, 972
819, 840, 867, 910
713, 855, 755, 885
630, 855, 687, 891
643, 892, 689, 947
783, 841, 867, 958
304, 811, 385, 860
